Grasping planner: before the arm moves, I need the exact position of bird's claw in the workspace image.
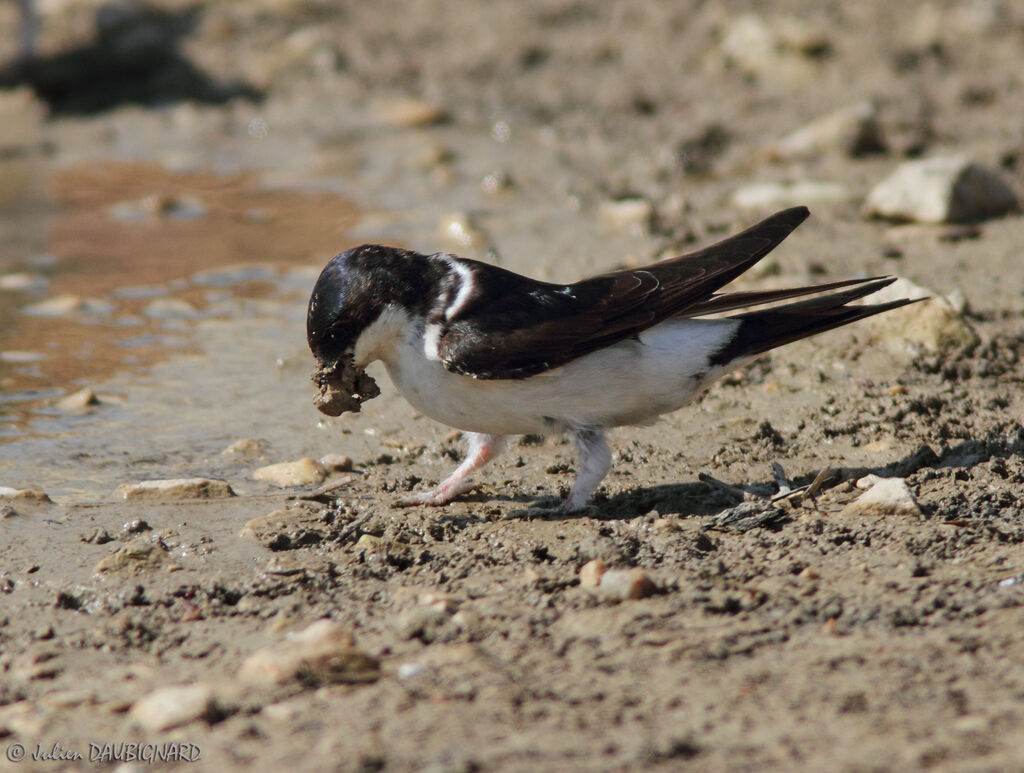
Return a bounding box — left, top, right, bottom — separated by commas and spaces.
395, 492, 449, 507
395, 483, 477, 508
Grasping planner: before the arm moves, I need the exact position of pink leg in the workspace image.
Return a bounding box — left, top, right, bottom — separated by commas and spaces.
398, 432, 506, 506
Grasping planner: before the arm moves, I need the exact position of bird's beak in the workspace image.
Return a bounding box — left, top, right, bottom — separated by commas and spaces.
312, 355, 381, 416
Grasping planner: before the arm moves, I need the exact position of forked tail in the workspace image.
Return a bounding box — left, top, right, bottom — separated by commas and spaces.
709, 277, 923, 366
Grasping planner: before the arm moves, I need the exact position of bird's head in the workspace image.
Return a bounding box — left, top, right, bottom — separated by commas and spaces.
307, 244, 437, 416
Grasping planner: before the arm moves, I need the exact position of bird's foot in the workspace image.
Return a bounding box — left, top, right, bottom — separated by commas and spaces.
396, 432, 504, 508
559, 500, 598, 517
395, 482, 475, 508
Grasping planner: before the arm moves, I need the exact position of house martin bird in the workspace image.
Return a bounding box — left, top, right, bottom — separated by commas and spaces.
307, 206, 916, 512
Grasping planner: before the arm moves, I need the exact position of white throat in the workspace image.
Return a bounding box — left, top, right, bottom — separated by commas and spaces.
352, 305, 414, 367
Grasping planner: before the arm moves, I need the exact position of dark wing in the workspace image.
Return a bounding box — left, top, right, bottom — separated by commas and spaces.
435, 207, 812, 379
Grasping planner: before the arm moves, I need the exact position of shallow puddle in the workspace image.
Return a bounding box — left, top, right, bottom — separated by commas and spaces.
0, 160, 361, 429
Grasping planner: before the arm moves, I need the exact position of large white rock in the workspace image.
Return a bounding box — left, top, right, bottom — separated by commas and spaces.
864, 156, 1018, 223
842, 475, 922, 517
130, 684, 215, 731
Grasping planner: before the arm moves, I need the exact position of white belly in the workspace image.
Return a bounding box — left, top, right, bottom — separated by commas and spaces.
381, 317, 741, 436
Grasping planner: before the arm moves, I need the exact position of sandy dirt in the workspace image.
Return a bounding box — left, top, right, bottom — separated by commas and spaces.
1, 1, 1024, 771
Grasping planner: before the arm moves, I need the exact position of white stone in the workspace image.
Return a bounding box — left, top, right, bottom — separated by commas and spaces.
842, 476, 922, 517
864, 156, 1018, 223
130, 684, 214, 731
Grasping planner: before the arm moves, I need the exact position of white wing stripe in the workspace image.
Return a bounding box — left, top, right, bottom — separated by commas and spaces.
443, 257, 476, 321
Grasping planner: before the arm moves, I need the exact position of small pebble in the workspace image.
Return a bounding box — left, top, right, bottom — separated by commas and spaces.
376, 98, 447, 128
319, 454, 353, 472
253, 458, 327, 487
122, 519, 151, 535
57, 386, 99, 412
598, 568, 658, 601
579, 559, 607, 588
239, 619, 379, 685
115, 478, 236, 501
222, 438, 263, 458
239, 507, 323, 547
0, 487, 53, 505
397, 662, 426, 680
94, 538, 173, 574
80, 527, 115, 544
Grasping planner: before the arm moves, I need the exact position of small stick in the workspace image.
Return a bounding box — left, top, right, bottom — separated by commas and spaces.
771, 461, 791, 495
804, 465, 833, 499
698, 472, 757, 501
770, 483, 810, 502
334, 511, 375, 545
295, 475, 355, 500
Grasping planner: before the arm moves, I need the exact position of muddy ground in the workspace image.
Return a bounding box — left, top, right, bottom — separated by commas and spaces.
1, 1, 1024, 771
